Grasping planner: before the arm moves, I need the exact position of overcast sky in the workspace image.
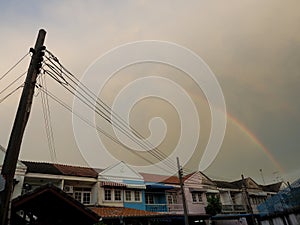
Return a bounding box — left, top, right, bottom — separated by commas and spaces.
0, 0, 299, 184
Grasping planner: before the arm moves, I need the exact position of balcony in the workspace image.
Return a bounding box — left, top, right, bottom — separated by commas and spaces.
221, 204, 247, 213
146, 204, 168, 212
168, 204, 183, 212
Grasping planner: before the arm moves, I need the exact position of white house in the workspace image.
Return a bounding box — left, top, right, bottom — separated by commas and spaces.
0, 145, 27, 199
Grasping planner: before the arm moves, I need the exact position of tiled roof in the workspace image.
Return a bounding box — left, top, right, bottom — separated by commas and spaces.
140, 172, 172, 183
22, 161, 62, 175
90, 206, 161, 218
261, 182, 283, 192
214, 180, 239, 189
55, 164, 98, 178
22, 161, 98, 178
163, 175, 179, 184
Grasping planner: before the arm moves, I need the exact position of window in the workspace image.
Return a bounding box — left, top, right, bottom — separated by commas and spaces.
105, 189, 112, 201
104, 189, 125, 202
124, 190, 141, 202
230, 192, 236, 204
83, 192, 91, 204
134, 191, 141, 201
125, 190, 132, 201
146, 194, 154, 204
167, 195, 173, 204
73, 187, 91, 205
192, 192, 203, 203
167, 193, 178, 204
74, 192, 82, 202
114, 189, 122, 201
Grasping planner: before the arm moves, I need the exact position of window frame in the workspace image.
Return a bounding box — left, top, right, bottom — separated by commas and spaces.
114, 189, 122, 202
192, 191, 203, 203
145, 193, 154, 204
125, 190, 132, 201
73, 187, 92, 205
104, 189, 112, 201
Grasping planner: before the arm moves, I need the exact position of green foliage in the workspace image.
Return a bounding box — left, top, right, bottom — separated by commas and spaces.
205, 195, 222, 216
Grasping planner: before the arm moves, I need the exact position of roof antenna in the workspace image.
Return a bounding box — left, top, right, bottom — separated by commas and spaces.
259, 169, 265, 185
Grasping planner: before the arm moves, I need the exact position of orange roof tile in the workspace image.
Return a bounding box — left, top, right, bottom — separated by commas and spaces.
54, 164, 98, 178
90, 207, 161, 218
163, 176, 180, 184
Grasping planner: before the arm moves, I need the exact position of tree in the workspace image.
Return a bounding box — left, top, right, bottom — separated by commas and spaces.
205, 195, 222, 216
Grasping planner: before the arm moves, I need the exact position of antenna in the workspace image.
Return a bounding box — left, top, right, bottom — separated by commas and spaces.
259, 169, 265, 184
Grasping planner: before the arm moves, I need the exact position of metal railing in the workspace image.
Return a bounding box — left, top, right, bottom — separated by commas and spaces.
168, 204, 184, 212
146, 204, 168, 212
222, 204, 247, 213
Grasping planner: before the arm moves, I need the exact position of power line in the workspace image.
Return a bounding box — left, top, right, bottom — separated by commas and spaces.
38, 74, 57, 162
43, 51, 180, 172
0, 85, 23, 104
0, 71, 26, 96
0, 52, 30, 81
37, 85, 174, 174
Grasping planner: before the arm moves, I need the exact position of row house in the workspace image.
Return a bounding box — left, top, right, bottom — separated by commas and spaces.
162, 171, 219, 216
4, 158, 283, 219
21, 161, 98, 205
215, 177, 284, 214
97, 161, 146, 210
0, 146, 27, 199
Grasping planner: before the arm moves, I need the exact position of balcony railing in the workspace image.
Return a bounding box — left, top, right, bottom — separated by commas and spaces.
146, 204, 168, 212
221, 204, 247, 213
168, 204, 184, 212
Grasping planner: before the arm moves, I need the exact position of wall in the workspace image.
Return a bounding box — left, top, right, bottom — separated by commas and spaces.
184, 186, 206, 215
123, 189, 146, 210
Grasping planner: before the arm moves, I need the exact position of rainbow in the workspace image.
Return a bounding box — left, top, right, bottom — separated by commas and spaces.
228, 113, 285, 174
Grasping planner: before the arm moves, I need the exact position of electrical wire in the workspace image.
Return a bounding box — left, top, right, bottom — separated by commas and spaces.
0, 52, 30, 81
43, 51, 180, 172
0, 85, 23, 104
38, 74, 57, 162
37, 85, 174, 174
44, 53, 177, 170
0, 71, 26, 96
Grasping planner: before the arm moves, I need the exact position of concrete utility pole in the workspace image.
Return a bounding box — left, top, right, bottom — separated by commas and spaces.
0, 29, 46, 225
177, 157, 189, 225
241, 174, 256, 225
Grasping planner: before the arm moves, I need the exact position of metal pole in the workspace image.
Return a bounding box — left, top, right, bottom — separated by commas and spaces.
0, 29, 46, 225
177, 157, 189, 225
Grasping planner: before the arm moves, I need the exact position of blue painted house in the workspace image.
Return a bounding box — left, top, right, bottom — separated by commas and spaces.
144, 182, 174, 212
98, 161, 146, 210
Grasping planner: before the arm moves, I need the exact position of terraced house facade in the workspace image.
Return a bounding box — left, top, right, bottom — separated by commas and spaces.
17, 160, 282, 215
1, 145, 284, 224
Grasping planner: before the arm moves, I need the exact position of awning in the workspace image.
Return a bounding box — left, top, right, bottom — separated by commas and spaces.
189, 188, 206, 192
101, 181, 126, 187
126, 184, 146, 189
146, 184, 174, 189
206, 190, 219, 193
249, 191, 267, 196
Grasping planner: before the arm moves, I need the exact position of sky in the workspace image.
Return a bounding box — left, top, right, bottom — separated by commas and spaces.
0, 0, 299, 185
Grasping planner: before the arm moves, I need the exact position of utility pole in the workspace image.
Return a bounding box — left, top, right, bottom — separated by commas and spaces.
0, 29, 46, 225
241, 174, 256, 225
177, 157, 189, 225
